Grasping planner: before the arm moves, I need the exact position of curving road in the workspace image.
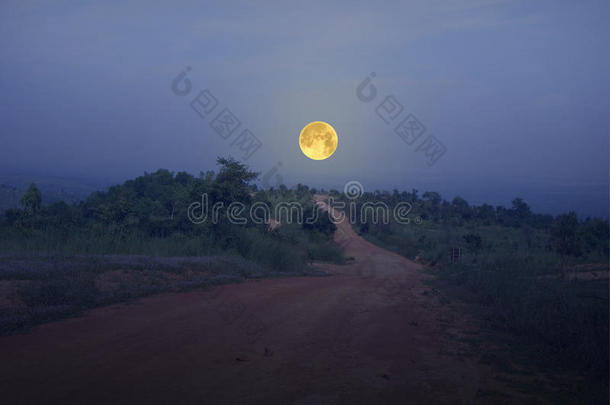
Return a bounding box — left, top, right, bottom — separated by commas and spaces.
0, 196, 571, 404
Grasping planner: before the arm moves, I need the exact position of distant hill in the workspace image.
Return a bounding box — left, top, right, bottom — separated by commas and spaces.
0, 173, 109, 212
0, 184, 21, 212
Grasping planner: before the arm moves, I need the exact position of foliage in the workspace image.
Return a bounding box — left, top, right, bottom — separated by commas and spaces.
0, 158, 344, 271
20, 183, 42, 215
550, 212, 581, 258
338, 190, 609, 378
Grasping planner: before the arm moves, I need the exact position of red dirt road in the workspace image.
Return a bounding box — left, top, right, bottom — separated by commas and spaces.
0, 198, 578, 404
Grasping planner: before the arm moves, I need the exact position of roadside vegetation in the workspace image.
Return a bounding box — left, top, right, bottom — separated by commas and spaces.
1, 159, 607, 384
0, 157, 341, 333
337, 189, 609, 380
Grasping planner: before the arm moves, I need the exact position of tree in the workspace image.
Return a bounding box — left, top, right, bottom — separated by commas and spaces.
581, 218, 609, 258
551, 212, 581, 259
422, 191, 442, 221
410, 188, 419, 202
214, 157, 259, 204
302, 205, 336, 236
511, 198, 531, 224
476, 203, 495, 225
20, 183, 42, 215
451, 196, 471, 220
422, 191, 441, 204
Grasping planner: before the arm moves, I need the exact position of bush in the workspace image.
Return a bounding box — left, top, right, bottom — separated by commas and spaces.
437, 254, 609, 377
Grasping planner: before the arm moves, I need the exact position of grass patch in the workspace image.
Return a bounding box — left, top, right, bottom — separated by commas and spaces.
0, 254, 327, 335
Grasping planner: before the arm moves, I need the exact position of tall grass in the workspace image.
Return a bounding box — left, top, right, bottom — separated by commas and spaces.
0, 221, 344, 272
437, 255, 608, 376
0, 254, 291, 335
358, 220, 609, 378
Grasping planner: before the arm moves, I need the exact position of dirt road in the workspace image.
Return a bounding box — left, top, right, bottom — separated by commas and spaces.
0, 197, 576, 404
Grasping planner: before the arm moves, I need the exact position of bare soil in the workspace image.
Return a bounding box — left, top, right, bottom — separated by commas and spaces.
0, 196, 592, 404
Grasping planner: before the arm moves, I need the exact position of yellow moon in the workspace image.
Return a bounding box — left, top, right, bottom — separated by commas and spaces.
299, 121, 338, 160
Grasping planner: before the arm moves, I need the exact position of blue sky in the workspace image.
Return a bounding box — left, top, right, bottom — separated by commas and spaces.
0, 0, 608, 216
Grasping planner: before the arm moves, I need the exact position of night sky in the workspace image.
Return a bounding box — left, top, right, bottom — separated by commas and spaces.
1, 0, 608, 217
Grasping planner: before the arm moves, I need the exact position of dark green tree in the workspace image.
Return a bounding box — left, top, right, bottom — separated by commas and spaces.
20, 183, 42, 215
451, 196, 471, 220
511, 198, 532, 224
213, 157, 259, 204
551, 212, 581, 259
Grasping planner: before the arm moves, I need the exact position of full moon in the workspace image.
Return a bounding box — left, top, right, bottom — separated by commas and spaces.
299, 121, 338, 160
